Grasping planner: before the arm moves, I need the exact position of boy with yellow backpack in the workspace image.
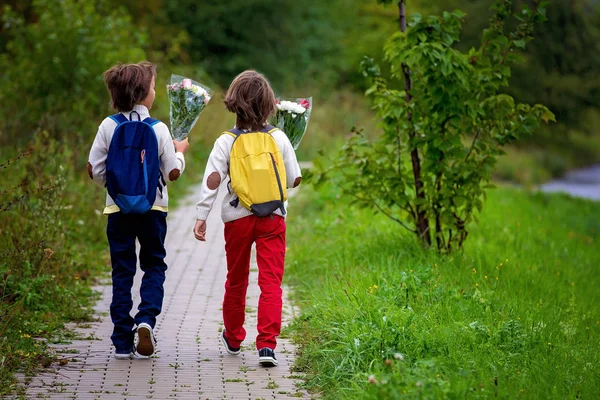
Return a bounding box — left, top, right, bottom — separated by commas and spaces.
194, 70, 302, 367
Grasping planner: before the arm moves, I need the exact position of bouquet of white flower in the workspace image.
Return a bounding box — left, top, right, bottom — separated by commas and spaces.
167, 74, 212, 141
269, 98, 312, 150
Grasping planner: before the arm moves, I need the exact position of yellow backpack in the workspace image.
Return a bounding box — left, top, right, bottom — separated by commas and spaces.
223, 125, 287, 217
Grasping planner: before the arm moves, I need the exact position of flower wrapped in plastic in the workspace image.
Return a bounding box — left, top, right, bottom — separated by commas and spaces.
167, 74, 212, 141
269, 98, 312, 150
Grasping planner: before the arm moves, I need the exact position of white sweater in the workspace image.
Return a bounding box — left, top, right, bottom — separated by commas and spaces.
88, 105, 185, 214
196, 127, 302, 222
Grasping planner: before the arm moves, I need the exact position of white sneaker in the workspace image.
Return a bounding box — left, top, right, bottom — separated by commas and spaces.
135, 323, 156, 357
114, 350, 133, 360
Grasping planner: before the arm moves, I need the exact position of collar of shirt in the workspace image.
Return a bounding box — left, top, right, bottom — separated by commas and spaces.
120, 104, 150, 121
233, 124, 269, 133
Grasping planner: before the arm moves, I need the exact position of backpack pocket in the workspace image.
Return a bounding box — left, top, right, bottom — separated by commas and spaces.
250, 200, 285, 217
114, 194, 152, 214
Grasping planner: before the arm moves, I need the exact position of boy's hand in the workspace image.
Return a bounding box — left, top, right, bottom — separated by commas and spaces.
174, 138, 190, 154
194, 219, 207, 241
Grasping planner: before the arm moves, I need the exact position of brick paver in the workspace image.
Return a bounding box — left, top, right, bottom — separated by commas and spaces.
18, 183, 310, 399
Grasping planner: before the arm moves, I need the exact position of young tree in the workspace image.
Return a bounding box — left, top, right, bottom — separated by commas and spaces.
312, 0, 555, 251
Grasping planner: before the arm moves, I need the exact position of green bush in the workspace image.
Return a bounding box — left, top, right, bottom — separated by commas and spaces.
0, 0, 147, 143
0, 133, 108, 395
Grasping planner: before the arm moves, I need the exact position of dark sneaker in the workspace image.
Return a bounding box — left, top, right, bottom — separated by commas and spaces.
221, 330, 241, 355
135, 323, 156, 357
258, 348, 278, 367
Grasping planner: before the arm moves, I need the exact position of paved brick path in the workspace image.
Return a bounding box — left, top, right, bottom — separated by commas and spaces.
20, 183, 310, 399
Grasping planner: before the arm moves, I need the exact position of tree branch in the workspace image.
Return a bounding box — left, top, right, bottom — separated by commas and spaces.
441, 114, 457, 134
0, 151, 32, 170
399, 0, 431, 247
372, 199, 417, 233
464, 130, 481, 161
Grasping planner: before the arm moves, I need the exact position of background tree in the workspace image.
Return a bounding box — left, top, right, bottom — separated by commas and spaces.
163, 0, 347, 90
0, 0, 147, 144
311, 0, 555, 251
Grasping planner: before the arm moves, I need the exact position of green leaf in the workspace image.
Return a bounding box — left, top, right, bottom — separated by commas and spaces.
453, 10, 466, 19
513, 39, 526, 49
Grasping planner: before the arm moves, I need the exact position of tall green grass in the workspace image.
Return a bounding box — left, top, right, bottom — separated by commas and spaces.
285, 183, 600, 399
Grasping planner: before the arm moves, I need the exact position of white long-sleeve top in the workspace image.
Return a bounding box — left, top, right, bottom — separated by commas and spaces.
88, 105, 185, 214
196, 127, 302, 222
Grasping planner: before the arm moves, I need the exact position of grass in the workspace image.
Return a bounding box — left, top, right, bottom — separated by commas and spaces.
285, 182, 600, 399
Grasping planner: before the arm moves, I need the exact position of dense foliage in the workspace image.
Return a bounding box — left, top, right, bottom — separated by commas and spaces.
163, 0, 346, 90
0, 0, 146, 143
1, 0, 598, 170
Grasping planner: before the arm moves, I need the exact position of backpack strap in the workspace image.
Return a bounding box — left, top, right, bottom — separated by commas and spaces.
143, 117, 161, 127
109, 114, 128, 125
222, 130, 239, 138
141, 117, 165, 197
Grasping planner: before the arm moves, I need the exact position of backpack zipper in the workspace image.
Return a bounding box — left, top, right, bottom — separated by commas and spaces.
141, 149, 148, 196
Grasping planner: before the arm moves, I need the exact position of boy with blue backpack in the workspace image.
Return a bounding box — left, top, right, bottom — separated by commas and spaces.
88, 61, 189, 359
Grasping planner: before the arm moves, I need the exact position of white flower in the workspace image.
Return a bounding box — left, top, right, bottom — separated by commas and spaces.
277, 100, 306, 114
393, 353, 404, 361
191, 85, 208, 97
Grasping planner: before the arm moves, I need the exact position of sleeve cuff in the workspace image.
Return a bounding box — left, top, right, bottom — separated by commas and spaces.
196, 208, 210, 221
176, 152, 186, 174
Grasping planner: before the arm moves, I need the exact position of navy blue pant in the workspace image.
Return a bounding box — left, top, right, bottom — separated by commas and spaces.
107, 211, 168, 352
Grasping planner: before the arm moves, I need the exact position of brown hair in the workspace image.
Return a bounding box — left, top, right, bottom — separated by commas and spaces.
224, 70, 276, 131
103, 62, 156, 111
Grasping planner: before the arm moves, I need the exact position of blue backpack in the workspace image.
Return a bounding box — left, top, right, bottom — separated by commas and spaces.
105, 111, 163, 214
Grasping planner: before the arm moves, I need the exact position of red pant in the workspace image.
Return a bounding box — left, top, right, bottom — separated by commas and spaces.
223, 215, 286, 350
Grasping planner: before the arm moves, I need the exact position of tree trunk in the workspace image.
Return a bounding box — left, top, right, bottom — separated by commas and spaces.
399, 0, 431, 246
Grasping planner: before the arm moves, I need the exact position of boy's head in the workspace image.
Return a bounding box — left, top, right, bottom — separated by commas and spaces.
103, 62, 157, 112
224, 70, 276, 131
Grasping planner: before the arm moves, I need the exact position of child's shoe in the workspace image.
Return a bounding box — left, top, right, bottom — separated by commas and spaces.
114, 349, 133, 360
258, 348, 278, 367
135, 323, 156, 357
221, 330, 241, 355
